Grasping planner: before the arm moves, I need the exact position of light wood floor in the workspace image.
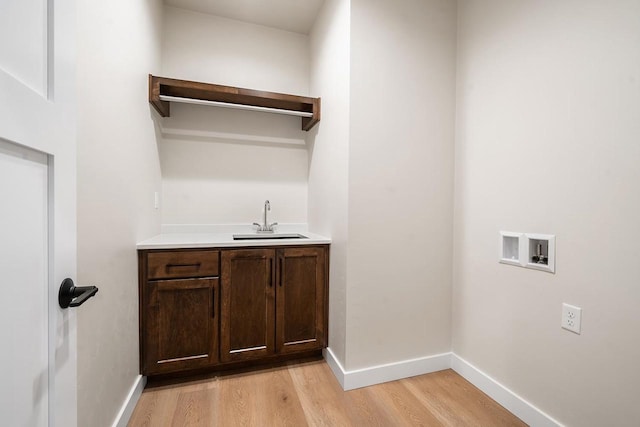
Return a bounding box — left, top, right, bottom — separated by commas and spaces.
128, 360, 526, 426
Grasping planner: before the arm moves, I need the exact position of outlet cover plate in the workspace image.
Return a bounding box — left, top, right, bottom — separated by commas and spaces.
561, 303, 582, 334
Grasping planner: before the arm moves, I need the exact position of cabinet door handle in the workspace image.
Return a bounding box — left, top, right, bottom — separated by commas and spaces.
279, 257, 284, 287
212, 286, 215, 318
269, 258, 274, 287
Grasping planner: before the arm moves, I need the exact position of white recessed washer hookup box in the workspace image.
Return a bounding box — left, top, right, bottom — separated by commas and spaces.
499, 231, 556, 273
524, 233, 555, 273
499, 231, 524, 266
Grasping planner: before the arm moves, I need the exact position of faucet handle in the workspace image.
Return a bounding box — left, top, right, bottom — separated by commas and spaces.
268, 222, 278, 231
252, 222, 263, 231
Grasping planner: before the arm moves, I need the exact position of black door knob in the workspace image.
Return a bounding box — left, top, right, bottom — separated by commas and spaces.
58, 278, 99, 309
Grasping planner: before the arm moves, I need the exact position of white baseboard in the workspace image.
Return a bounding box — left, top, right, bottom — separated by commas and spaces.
112, 375, 147, 427
323, 348, 347, 388
324, 347, 451, 391
451, 354, 562, 427
323, 349, 562, 426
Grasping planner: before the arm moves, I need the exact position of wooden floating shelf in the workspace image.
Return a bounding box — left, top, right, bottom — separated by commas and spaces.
149, 75, 321, 131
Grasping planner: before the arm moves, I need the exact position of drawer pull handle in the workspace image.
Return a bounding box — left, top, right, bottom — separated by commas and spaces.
166, 263, 201, 269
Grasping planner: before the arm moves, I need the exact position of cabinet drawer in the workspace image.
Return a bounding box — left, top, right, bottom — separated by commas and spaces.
147, 250, 219, 279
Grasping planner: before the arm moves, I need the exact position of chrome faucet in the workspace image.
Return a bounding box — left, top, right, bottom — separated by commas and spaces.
264, 200, 270, 229
253, 200, 277, 232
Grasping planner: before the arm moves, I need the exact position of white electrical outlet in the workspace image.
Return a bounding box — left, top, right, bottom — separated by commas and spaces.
561, 303, 582, 334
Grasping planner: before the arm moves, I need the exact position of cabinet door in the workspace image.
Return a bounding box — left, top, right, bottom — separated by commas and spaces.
220, 249, 276, 362
143, 278, 219, 375
276, 246, 327, 354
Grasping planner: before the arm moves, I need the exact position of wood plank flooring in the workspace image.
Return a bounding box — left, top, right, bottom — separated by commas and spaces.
128, 360, 526, 426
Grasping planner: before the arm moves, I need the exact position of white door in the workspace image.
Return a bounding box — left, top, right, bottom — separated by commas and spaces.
0, 0, 78, 426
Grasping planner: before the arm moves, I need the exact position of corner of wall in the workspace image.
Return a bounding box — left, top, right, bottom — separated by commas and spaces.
307, 0, 351, 367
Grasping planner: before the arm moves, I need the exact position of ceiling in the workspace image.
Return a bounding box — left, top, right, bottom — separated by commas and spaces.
164, 0, 325, 34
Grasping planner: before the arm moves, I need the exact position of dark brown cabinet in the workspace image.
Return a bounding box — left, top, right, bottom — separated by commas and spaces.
219, 246, 327, 363
275, 247, 326, 354
139, 244, 328, 378
139, 249, 220, 375
220, 249, 276, 362
143, 278, 219, 374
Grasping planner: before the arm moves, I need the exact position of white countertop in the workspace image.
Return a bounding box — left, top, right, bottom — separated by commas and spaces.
137, 225, 331, 250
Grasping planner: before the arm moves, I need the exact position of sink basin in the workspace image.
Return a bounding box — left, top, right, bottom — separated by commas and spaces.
232, 233, 308, 240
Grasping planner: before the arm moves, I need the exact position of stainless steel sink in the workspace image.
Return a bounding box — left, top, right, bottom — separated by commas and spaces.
232, 233, 308, 240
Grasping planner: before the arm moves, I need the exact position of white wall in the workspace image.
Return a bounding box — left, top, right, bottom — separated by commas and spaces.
346, 0, 457, 370
160, 7, 311, 226
160, 134, 308, 225
76, 0, 163, 426
162, 6, 309, 95
307, 0, 351, 367
453, 1, 640, 425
